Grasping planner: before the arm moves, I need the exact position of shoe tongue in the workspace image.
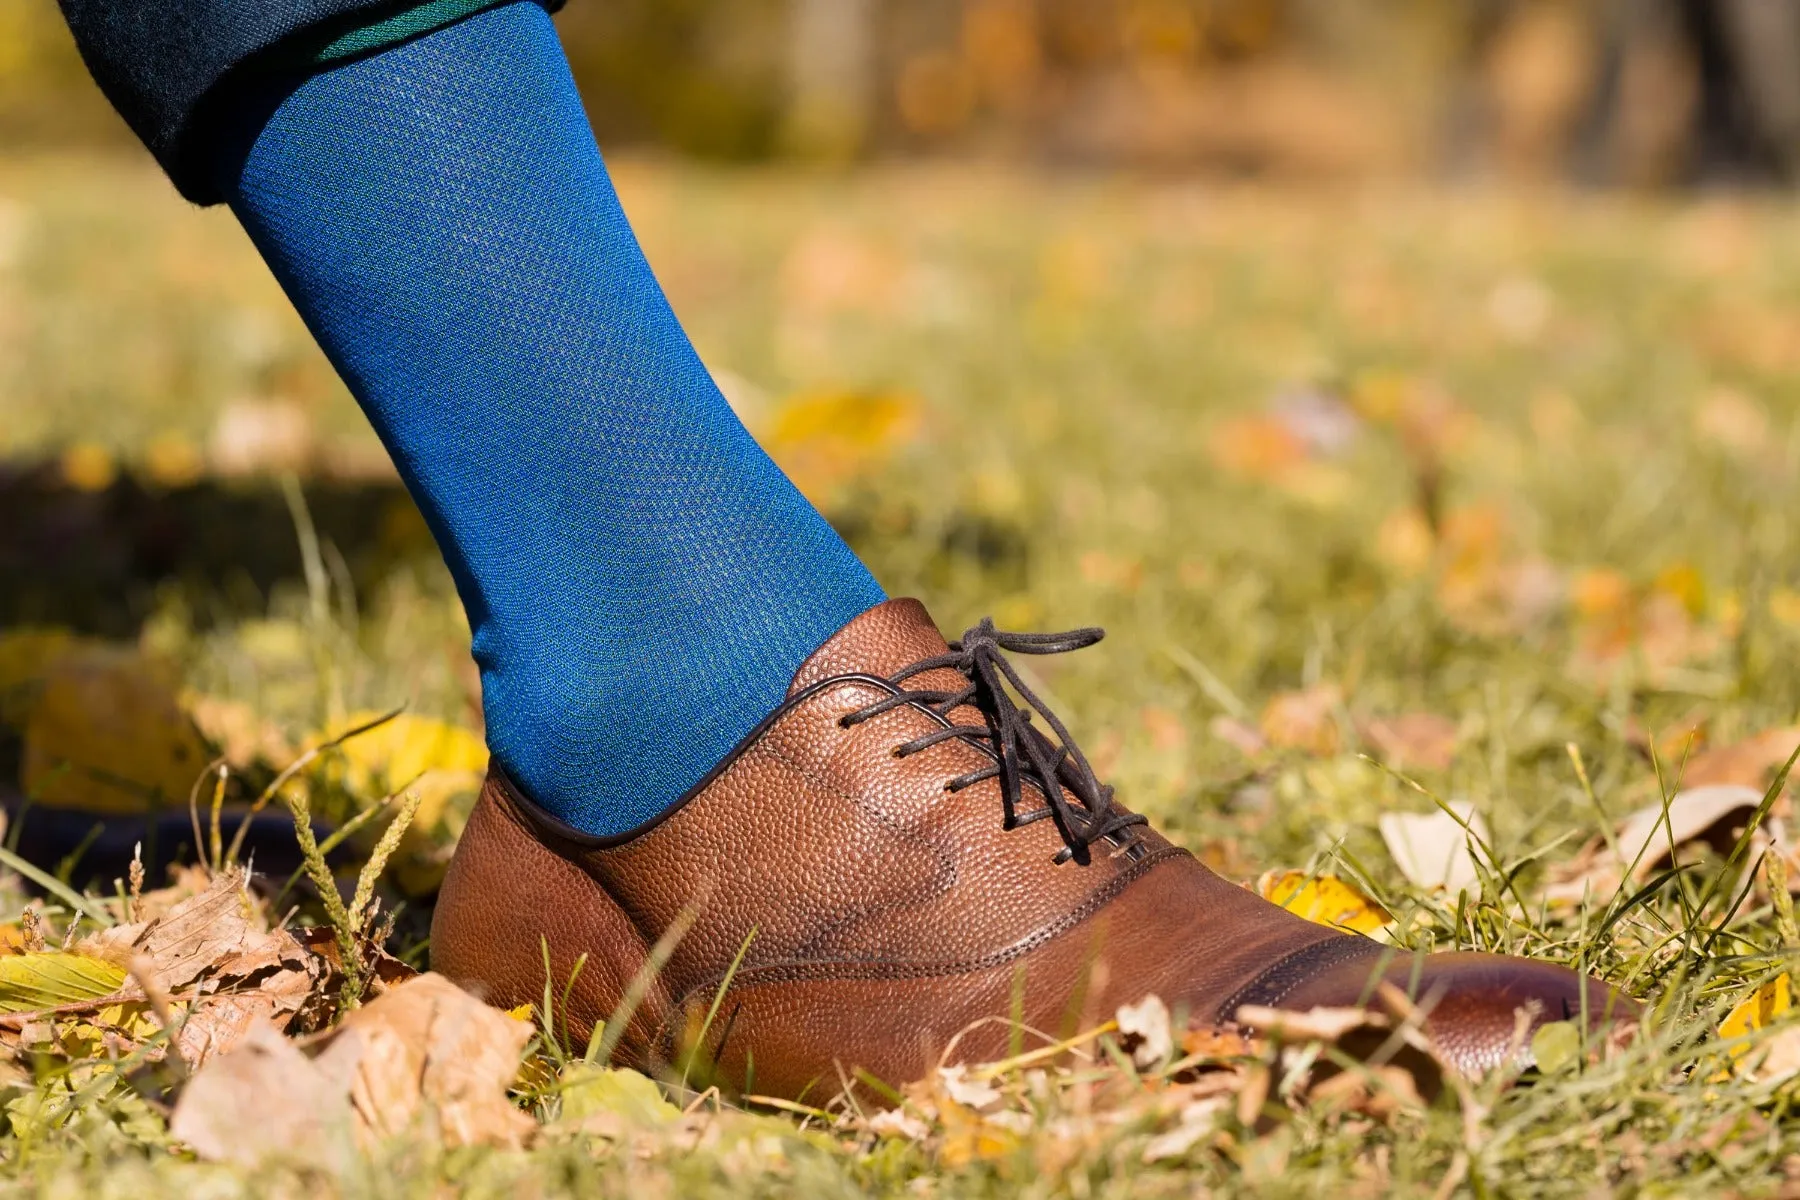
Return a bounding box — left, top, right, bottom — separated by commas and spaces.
788, 598, 959, 696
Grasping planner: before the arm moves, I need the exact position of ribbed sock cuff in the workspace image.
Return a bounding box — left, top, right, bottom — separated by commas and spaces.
303, 0, 520, 66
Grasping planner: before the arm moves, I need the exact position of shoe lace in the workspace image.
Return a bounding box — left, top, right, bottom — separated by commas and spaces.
839, 618, 1148, 866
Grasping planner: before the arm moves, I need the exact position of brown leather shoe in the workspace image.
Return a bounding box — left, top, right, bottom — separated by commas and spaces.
431, 598, 1635, 1097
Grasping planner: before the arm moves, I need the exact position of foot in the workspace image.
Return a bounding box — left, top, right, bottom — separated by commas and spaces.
431, 599, 1635, 1096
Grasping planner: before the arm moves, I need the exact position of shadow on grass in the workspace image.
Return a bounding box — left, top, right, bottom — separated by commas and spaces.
0, 459, 435, 637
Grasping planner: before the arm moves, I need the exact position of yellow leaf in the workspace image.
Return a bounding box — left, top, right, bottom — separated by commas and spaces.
506, 1003, 533, 1024
1258, 870, 1392, 936
760, 389, 923, 504
22, 647, 211, 812
0, 952, 129, 1013
321, 710, 487, 800
59, 442, 116, 492
1721, 973, 1792, 1058
143, 432, 204, 488
937, 1102, 1021, 1167
0, 627, 81, 728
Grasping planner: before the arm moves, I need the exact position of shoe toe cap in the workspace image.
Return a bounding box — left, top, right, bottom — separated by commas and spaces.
1246, 945, 1638, 1076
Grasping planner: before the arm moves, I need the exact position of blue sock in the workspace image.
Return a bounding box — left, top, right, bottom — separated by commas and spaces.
220, 2, 886, 837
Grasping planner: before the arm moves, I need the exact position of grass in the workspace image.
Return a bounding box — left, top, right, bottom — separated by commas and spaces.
7, 149, 1800, 1193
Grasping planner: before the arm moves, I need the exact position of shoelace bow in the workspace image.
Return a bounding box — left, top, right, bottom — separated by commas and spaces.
839, 618, 1147, 865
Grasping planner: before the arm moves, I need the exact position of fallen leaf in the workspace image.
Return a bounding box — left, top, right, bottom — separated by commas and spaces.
81, 868, 319, 1065
1259, 685, 1343, 755
169, 1019, 355, 1167
1361, 713, 1460, 772
1614, 785, 1772, 879
556, 1063, 681, 1130
0, 627, 83, 728
760, 388, 923, 505
1306, 1061, 1427, 1121
59, 442, 116, 492
1141, 1096, 1227, 1162
323, 710, 487, 799
1684, 728, 1800, 793
1116, 994, 1173, 1068
1379, 802, 1490, 893
1209, 715, 1267, 757
1237, 1002, 1446, 1096
21, 646, 211, 812
935, 1063, 1002, 1111
0, 953, 127, 1013
1720, 973, 1792, 1074
1530, 1021, 1581, 1074
1207, 414, 1309, 481
1753, 1026, 1800, 1084
312, 972, 534, 1149
867, 1106, 931, 1140
1236, 1004, 1388, 1044
181, 692, 295, 768
1258, 870, 1392, 936
1547, 783, 1787, 906
1179, 1024, 1258, 1059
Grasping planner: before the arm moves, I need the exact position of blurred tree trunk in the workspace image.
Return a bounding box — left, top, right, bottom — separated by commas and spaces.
1717, 0, 1800, 179
783, 0, 879, 159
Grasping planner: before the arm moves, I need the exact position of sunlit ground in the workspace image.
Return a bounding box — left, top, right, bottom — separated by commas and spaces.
7, 151, 1800, 1193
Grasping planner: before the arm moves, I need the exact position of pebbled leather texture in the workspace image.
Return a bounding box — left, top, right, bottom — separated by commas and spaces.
431, 597, 1636, 1095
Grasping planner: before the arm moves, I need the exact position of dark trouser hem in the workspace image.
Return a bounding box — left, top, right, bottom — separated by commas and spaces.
55, 0, 562, 206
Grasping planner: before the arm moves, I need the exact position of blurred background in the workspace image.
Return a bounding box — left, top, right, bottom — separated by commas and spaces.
5, 0, 1800, 893
7, 0, 1800, 183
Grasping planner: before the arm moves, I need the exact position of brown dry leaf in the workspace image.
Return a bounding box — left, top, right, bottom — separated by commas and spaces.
312, 972, 535, 1150
120, 868, 264, 992
1378, 802, 1490, 893
1613, 785, 1773, 878
1360, 713, 1460, 772
80, 868, 319, 1066
1180, 1024, 1259, 1059
1259, 684, 1343, 755
1568, 573, 1724, 686
1237, 1003, 1445, 1098
1237, 1004, 1387, 1044
1307, 1061, 1427, 1121
1209, 715, 1267, 758
169, 1019, 356, 1168
1684, 728, 1800, 793
1546, 783, 1784, 905
175, 952, 317, 1068
1752, 1026, 1800, 1085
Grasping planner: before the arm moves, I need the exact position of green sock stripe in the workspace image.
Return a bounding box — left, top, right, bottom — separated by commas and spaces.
309, 0, 508, 66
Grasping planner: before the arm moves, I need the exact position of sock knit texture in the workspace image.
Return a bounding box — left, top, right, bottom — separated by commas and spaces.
221, 1, 886, 837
